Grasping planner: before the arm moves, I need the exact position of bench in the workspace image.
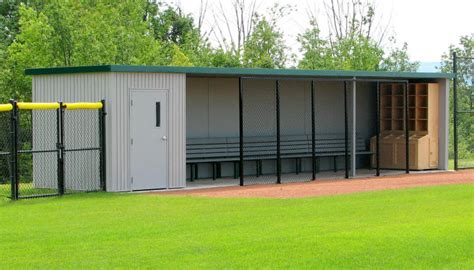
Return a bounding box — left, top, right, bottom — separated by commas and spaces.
186, 134, 372, 181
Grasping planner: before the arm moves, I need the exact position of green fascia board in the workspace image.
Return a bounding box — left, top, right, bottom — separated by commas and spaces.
25, 65, 454, 79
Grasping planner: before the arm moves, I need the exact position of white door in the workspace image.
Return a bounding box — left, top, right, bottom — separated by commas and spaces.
130, 90, 168, 190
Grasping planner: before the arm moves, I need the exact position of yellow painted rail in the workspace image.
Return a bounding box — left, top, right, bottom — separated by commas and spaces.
3, 101, 103, 110
64, 102, 103, 110
0, 103, 13, 112
17, 102, 60, 110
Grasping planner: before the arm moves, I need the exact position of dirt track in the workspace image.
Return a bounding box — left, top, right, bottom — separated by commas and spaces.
158, 170, 474, 198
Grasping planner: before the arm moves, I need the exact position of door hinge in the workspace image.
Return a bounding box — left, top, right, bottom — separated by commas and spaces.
131, 138, 133, 145
130, 99, 133, 106
131, 177, 134, 184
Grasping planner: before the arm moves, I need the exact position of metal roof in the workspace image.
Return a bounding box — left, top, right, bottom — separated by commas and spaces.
24, 65, 454, 79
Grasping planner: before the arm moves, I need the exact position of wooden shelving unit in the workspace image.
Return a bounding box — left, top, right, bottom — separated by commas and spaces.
370, 83, 439, 170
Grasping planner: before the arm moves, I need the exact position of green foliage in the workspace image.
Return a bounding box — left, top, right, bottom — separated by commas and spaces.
209, 49, 241, 68
440, 34, 474, 161
0, 4, 56, 101
148, 2, 213, 67
242, 4, 293, 69
0, 0, 166, 102
0, 0, 423, 104
296, 24, 332, 70
170, 44, 193, 66
243, 17, 287, 68
381, 42, 420, 72
298, 21, 418, 71
297, 0, 418, 72
150, 4, 199, 46
0, 185, 473, 268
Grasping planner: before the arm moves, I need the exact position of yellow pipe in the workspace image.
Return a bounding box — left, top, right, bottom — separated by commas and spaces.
17, 102, 60, 110
0, 103, 13, 112
64, 102, 103, 110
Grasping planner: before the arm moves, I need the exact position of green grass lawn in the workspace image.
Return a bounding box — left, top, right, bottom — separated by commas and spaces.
1, 184, 473, 269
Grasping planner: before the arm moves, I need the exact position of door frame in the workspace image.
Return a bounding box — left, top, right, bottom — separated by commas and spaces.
129, 88, 170, 191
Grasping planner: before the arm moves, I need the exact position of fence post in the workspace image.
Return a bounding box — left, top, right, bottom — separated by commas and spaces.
239, 77, 244, 186
9, 100, 18, 200
375, 81, 381, 176
57, 102, 65, 195
344, 81, 349, 179
276, 80, 281, 184
453, 52, 458, 170
404, 82, 410, 174
311, 80, 316, 180
99, 99, 107, 191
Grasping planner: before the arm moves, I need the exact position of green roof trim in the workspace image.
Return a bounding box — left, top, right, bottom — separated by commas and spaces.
25, 65, 454, 79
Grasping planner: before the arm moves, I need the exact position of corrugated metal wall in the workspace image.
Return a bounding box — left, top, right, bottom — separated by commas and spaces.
32, 72, 186, 191
33, 73, 111, 191
115, 72, 186, 190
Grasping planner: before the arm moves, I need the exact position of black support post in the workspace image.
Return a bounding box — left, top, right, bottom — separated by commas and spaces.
99, 99, 107, 191
453, 52, 458, 170
9, 100, 18, 200
239, 77, 244, 186
311, 80, 316, 180
376, 81, 380, 176
404, 82, 410, 174
276, 80, 281, 184
57, 102, 65, 195
344, 81, 349, 179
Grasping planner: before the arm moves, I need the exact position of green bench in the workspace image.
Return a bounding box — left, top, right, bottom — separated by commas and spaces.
186, 134, 372, 181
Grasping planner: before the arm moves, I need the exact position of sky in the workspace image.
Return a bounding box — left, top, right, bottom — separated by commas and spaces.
164, 0, 473, 65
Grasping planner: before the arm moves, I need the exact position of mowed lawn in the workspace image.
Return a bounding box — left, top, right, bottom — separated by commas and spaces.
0, 184, 473, 269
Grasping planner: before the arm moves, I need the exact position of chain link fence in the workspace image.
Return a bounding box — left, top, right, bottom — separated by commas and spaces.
17, 108, 59, 198
0, 100, 106, 200
240, 79, 353, 185
279, 80, 314, 183
242, 79, 279, 184
238, 78, 403, 185
63, 108, 103, 192
0, 108, 12, 199
453, 54, 474, 169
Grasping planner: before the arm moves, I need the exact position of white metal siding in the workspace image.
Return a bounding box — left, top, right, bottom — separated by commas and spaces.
33, 73, 112, 190
115, 73, 186, 190
32, 72, 186, 191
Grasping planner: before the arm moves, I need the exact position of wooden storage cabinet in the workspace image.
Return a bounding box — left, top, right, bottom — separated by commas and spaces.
370, 83, 439, 170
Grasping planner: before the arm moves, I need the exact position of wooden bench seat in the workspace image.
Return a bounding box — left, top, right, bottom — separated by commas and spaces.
186, 134, 372, 180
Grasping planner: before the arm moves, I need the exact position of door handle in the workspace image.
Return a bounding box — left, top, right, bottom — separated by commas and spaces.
162, 136, 167, 141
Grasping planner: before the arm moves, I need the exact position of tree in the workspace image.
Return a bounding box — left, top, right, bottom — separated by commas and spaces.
0, 0, 166, 102
0, 0, 44, 51
211, 0, 258, 56
0, 4, 56, 101
148, 2, 214, 66
209, 49, 241, 67
243, 17, 287, 68
380, 41, 419, 72
242, 4, 292, 68
298, 20, 383, 71
440, 34, 474, 160
297, 22, 332, 70
298, 0, 418, 72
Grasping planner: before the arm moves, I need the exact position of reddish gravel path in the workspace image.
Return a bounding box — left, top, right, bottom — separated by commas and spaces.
158, 170, 474, 199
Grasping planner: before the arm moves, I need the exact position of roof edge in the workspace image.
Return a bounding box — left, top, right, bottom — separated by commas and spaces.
25, 65, 113, 75
25, 65, 454, 79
